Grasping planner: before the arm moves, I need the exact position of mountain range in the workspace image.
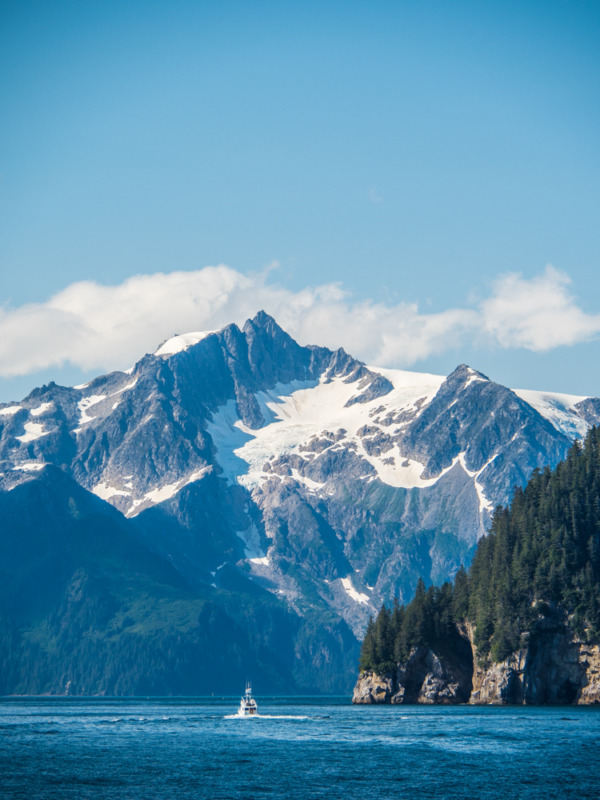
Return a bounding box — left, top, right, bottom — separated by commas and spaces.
1, 311, 599, 695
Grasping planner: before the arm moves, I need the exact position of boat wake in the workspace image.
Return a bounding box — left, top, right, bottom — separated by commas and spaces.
224, 713, 308, 720
227, 683, 307, 720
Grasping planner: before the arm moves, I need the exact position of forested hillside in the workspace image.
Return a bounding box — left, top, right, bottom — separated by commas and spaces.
360, 427, 600, 673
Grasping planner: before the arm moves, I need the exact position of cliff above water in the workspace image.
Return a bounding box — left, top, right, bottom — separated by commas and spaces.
353, 616, 600, 705
470, 618, 600, 705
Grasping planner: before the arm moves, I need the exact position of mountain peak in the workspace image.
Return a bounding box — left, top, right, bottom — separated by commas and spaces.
243, 310, 282, 336
448, 364, 490, 384
252, 309, 277, 326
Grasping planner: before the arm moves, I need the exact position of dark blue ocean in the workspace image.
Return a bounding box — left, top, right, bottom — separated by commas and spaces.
1, 697, 599, 799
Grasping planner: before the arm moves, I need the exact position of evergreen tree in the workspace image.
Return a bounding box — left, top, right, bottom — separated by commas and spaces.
358, 616, 377, 671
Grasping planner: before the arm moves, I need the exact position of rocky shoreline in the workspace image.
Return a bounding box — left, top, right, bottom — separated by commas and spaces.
353, 618, 600, 705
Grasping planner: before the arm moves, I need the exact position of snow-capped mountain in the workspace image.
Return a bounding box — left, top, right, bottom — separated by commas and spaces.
1, 311, 598, 694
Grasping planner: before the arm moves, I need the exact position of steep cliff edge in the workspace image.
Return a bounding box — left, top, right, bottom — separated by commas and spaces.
469, 618, 600, 705
353, 642, 472, 704
353, 618, 600, 705
353, 624, 473, 705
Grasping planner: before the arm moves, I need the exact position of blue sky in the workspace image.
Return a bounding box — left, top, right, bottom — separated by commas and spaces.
1, 0, 599, 403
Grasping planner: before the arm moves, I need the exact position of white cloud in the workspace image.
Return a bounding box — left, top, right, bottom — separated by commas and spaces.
0, 263, 598, 379
480, 266, 600, 351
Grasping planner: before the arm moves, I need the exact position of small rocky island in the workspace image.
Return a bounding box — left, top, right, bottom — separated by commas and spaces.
354, 429, 600, 705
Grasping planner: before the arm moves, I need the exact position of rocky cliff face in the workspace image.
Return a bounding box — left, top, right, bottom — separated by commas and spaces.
352, 671, 396, 704
353, 644, 473, 705
470, 619, 600, 705
353, 618, 600, 705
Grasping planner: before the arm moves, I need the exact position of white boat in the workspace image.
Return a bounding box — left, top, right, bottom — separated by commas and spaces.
238, 682, 258, 716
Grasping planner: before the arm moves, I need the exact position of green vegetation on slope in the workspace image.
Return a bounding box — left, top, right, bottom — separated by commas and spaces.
360, 427, 600, 673
0, 466, 358, 695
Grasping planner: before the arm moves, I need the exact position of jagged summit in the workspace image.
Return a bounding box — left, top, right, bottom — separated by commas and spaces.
154, 311, 287, 360
447, 363, 491, 383
243, 309, 281, 334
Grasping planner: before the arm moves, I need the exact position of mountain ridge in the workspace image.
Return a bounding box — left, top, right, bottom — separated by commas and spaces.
1, 311, 599, 694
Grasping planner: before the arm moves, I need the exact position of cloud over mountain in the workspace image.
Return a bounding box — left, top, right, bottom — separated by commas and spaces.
0, 264, 598, 378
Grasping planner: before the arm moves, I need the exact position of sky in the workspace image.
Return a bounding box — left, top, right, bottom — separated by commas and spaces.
1, 0, 599, 403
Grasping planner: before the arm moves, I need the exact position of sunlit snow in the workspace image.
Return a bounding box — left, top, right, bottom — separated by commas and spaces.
16, 422, 49, 443
12, 461, 47, 472
74, 381, 138, 431
77, 394, 107, 425
341, 577, 370, 605
514, 388, 590, 440
456, 452, 495, 514
250, 555, 270, 566
125, 466, 212, 517
155, 331, 216, 357
0, 406, 21, 416
289, 469, 325, 493
463, 373, 487, 388
92, 482, 132, 501
207, 368, 445, 491
30, 402, 54, 417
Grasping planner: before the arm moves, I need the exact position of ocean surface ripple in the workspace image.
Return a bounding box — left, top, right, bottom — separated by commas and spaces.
1, 697, 599, 799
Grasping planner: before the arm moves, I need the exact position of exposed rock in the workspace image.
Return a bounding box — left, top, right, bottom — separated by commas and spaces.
469, 617, 600, 706
354, 618, 600, 705
392, 644, 472, 704
345, 372, 394, 406
354, 635, 473, 705
470, 654, 527, 705
578, 643, 600, 704
352, 670, 395, 703
523, 618, 586, 704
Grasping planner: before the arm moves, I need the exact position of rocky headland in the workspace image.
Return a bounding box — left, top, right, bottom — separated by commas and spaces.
353, 617, 600, 705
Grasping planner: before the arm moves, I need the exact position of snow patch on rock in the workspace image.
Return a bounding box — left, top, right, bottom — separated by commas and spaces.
74, 381, 137, 431
113, 379, 138, 395
208, 369, 445, 491
514, 388, 590, 440
16, 422, 49, 443
30, 402, 54, 417
290, 469, 325, 493
0, 406, 21, 416
92, 482, 132, 501
463, 370, 488, 389
125, 466, 212, 517
237, 521, 267, 560
457, 452, 496, 514
13, 461, 47, 472
77, 394, 107, 425
155, 331, 216, 357
250, 555, 270, 566
341, 577, 371, 605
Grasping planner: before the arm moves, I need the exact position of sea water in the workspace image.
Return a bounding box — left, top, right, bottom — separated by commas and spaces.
1, 697, 599, 799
